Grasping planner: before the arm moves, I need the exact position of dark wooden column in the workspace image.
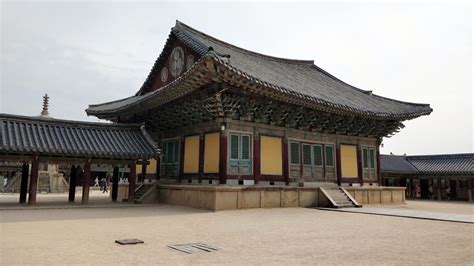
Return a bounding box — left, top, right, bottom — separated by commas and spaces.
128, 160, 137, 203
336, 144, 342, 186
219, 133, 227, 184
68, 165, 77, 203
376, 150, 381, 186
155, 156, 161, 180
178, 138, 185, 183
468, 179, 473, 203
141, 159, 148, 183
19, 162, 29, 203
356, 145, 363, 186
253, 135, 260, 184
198, 135, 204, 183
437, 178, 442, 200
82, 161, 91, 204
283, 138, 289, 185
111, 166, 119, 202
27, 155, 39, 205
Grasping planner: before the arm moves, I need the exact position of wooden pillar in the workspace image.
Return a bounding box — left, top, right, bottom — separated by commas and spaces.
282, 138, 289, 185
178, 138, 185, 183
437, 178, 442, 201
376, 150, 381, 186
82, 161, 91, 204
468, 179, 473, 203
218, 133, 227, 185
155, 156, 161, 180
356, 145, 363, 186
68, 165, 77, 203
128, 160, 137, 203
19, 162, 29, 203
336, 144, 342, 186
111, 166, 119, 202
198, 135, 204, 183
27, 156, 39, 205
253, 135, 260, 185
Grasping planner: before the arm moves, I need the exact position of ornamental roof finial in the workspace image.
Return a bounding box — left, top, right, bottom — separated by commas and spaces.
40, 94, 50, 117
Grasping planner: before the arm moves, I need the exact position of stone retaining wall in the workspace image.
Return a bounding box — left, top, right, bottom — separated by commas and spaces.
345, 187, 405, 204
158, 185, 320, 211
157, 185, 405, 211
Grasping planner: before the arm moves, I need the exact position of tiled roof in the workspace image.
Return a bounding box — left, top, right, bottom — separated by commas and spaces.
380, 155, 418, 174
381, 154, 473, 176
0, 114, 159, 159
406, 154, 473, 175
87, 20, 432, 121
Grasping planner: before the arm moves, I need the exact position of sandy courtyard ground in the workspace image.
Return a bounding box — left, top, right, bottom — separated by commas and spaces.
1, 202, 473, 265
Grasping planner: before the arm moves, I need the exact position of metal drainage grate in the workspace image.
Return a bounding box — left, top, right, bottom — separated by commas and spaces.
115, 239, 144, 245
168, 243, 219, 254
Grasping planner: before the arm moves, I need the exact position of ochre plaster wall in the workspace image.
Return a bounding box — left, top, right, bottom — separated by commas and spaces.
204, 133, 220, 173
183, 135, 200, 173
260, 136, 283, 175
341, 145, 358, 178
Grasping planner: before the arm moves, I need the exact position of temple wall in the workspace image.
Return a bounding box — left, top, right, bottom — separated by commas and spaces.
203, 133, 220, 173
260, 136, 283, 175
340, 145, 358, 178
183, 135, 200, 173
155, 119, 379, 186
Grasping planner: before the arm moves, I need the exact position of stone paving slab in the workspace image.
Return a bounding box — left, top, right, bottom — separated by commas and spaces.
316, 207, 474, 224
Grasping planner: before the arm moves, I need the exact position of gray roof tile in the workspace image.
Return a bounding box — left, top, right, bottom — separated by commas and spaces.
87, 21, 432, 121
381, 154, 473, 176
0, 114, 159, 159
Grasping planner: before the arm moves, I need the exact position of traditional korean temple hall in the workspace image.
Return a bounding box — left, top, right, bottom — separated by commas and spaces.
1, 21, 437, 209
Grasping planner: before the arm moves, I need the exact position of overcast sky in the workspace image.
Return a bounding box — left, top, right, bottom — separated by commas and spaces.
1, 1, 472, 155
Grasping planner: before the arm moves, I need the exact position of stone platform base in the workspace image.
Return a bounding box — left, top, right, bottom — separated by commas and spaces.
157, 184, 406, 211
158, 184, 323, 211
345, 187, 405, 204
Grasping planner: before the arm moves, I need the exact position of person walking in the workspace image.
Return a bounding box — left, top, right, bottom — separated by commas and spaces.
101, 177, 108, 193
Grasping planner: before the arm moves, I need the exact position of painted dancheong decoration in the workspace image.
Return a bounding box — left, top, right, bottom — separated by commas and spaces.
86, 20, 432, 190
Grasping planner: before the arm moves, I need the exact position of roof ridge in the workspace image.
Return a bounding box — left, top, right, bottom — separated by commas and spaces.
88, 94, 142, 108
0, 113, 142, 128
407, 153, 474, 159
175, 20, 315, 65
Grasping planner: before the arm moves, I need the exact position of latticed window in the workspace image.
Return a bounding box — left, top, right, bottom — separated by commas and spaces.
163, 140, 179, 164
229, 133, 251, 162
241, 135, 250, 160
290, 142, 300, 164
228, 132, 252, 175
363, 148, 369, 168
313, 145, 323, 166
230, 134, 239, 160
362, 147, 376, 169
302, 144, 312, 165
325, 145, 334, 167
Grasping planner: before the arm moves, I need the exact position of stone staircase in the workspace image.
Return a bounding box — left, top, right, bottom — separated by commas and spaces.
38, 172, 50, 193
134, 183, 155, 202
323, 187, 361, 208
